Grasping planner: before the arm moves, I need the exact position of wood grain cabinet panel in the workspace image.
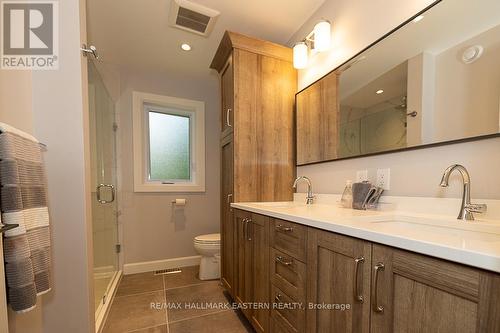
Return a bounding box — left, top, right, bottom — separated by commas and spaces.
233, 210, 271, 332
250, 213, 271, 333
370, 244, 500, 333
234, 209, 252, 319
306, 228, 372, 333
271, 219, 307, 262
220, 136, 234, 293
271, 284, 306, 333
220, 56, 234, 138
270, 248, 307, 301
211, 31, 296, 333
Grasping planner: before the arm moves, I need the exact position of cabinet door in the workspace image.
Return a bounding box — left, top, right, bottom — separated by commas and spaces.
220, 136, 234, 294
306, 228, 372, 333
249, 213, 270, 332
370, 244, 500, 333
234, 209, 252, 318
221, 55, 234, 138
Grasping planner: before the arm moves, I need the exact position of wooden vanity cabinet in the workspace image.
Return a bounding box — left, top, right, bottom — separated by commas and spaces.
306, 230, 500, 333
231, 208, 500, 332
306, 228, 372, 333
233, 209, 271, 332
370, 244, 500, 333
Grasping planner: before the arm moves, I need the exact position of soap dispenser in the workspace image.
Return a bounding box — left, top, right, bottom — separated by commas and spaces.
340, 180, 353, 208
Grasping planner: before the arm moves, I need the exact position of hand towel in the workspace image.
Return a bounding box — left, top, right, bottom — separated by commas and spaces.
0, 122, 51, 313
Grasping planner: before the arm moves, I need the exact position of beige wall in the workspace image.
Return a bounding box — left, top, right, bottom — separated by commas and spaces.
292, 0, 500, 199
0, 71, 33, 135
113, 67, 220, 265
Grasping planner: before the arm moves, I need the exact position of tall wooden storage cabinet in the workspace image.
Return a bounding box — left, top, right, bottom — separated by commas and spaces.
211, 31, 296, 307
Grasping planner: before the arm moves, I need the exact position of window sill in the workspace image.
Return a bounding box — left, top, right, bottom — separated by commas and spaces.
134, 182, 205, 193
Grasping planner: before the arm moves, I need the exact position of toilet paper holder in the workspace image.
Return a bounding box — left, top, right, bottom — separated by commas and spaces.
171, 199, 187, 206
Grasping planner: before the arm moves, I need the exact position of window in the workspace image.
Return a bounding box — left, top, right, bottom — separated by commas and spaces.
133, 92, 205, 192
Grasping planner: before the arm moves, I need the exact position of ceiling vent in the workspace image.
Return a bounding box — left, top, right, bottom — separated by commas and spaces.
168, 0, 220, 37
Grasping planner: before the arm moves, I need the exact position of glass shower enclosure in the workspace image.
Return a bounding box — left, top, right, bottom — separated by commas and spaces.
88, 61, 120, 323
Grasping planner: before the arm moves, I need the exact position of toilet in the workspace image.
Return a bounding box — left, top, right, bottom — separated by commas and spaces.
194, 233, 221, 280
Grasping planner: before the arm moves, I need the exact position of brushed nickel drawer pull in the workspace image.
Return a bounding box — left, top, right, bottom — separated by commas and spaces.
226, 108, 232, 127
276, 224, 293, 232
275, 256, 293, 266
353, 256, 365, 303
242, 218, 248, 240
246, 218, 252, 241
373, 262, 385, 313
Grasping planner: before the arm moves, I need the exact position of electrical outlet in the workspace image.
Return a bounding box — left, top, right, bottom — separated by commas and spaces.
376, 168, 391, 190
356, 170, 368, 182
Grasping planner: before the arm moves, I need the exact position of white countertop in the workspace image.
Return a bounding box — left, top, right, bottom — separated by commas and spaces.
231, 198, 500, 273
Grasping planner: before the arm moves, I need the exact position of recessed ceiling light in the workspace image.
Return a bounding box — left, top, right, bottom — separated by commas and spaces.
376, 89, 384, 94
181, 43, 191, 51
413, 15, 424, 23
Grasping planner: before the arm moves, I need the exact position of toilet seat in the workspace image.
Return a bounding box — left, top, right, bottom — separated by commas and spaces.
194, 233, 220, 245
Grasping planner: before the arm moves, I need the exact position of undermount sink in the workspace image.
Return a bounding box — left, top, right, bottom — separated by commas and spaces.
368, 215, 500, 235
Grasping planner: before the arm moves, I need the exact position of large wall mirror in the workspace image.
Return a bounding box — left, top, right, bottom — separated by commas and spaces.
296, 0, 500, 165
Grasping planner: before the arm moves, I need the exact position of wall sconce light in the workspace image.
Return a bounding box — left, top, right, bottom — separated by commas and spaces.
313, 20, 331, 52
292, 19, 331, 69
293, 42, 308, 69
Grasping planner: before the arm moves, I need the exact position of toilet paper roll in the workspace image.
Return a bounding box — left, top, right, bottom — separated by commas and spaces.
172, 199, 186, 206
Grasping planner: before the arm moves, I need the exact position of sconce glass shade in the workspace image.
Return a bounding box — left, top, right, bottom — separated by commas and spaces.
293, 42, 308, 69
313, 20, 331, 52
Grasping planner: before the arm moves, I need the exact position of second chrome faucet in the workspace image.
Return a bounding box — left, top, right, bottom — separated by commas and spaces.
293, 176, 314, 204
440, 164, 487, 221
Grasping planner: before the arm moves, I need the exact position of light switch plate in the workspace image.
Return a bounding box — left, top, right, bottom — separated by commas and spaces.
376, 168, 391, 190
356, 170, 368, 182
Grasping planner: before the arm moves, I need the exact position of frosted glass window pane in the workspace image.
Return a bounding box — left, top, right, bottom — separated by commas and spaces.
148, 111, 190, 180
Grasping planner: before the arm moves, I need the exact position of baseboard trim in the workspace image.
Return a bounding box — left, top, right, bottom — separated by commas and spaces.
123, 255, 201, 275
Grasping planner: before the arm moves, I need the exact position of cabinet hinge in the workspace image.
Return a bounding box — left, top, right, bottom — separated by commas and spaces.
113, 122, 118, 132
115, 244, 121, 253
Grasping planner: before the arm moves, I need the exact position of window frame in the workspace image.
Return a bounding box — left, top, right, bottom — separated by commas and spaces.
133, 91, 205, 192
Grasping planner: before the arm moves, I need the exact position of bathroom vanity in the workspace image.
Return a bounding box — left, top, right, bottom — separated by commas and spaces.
228, 200, 500, 333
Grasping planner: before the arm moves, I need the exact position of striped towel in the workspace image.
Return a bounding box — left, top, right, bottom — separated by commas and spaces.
0, 123, 51, 313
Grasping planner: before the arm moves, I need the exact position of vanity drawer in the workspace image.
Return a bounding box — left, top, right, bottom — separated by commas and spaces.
270, 248, 306, 301
271, 219, 307, 262
271, 285, 305, 333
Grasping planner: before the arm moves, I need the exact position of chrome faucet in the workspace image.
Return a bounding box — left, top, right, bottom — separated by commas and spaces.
439, 164, 487, 221
293, 176, 314, 204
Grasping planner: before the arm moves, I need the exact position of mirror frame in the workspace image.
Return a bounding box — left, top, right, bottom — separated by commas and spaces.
295, 0, 500, 166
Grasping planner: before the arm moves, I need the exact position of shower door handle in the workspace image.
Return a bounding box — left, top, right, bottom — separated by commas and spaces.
97, 184, 115, 204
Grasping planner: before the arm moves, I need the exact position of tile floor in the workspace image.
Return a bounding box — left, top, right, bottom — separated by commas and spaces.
102, 266, 254, 333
